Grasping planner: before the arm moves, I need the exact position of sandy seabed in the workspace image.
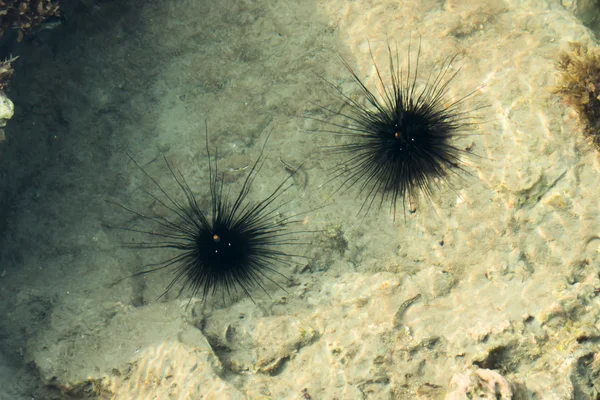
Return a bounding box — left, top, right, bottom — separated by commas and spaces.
0, 0, 599, 399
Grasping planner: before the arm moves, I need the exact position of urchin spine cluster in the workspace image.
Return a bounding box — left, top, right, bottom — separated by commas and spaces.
317, 42, 480, 217
110, 132, 304, 303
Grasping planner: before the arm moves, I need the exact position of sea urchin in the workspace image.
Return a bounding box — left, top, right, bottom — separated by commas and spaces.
108, 127, 306, 303
317, 41, 481, 218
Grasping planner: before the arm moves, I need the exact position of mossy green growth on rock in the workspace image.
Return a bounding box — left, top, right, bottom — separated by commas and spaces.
554, 41, 600, 150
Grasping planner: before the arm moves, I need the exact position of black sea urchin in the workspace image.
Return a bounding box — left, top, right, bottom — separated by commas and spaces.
317, 42, 481, 218
108, 128, 306, 303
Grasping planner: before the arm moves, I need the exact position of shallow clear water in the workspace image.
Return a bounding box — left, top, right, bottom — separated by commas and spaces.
0, 0, 599, 399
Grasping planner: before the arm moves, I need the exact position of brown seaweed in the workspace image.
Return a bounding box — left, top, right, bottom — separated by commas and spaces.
554, 41, 600, 150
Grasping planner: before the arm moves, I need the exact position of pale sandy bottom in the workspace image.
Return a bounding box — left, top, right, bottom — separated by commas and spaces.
0, 0, 599, 399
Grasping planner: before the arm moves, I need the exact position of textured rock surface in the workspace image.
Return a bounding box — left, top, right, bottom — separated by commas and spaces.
0, 92, 13, 126
0, 91, 13, 143
0, 0, 599, 398
446, 369, 516, 400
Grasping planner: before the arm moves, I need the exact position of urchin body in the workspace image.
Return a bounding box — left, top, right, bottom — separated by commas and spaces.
109, 130, 302, 303
319, 42, 480, 217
